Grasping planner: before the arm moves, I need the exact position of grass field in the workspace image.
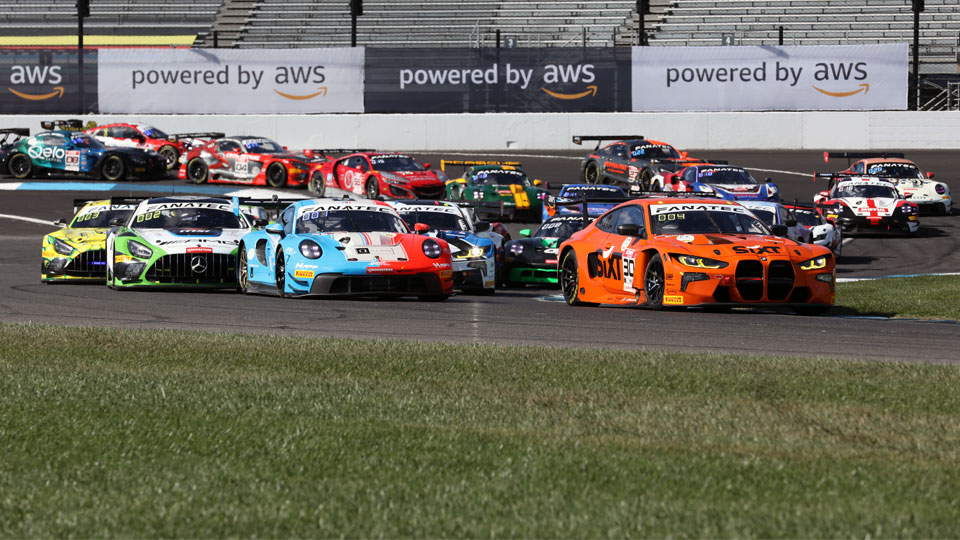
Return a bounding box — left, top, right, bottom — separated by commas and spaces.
1, 323, 959, 537
835, 275, 960, 320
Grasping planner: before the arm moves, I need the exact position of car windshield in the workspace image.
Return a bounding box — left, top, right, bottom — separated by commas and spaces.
535, 218, 584, 240
474, 170, 530, 186
141, 126, 168, 139
242, 139, 284, 154
791, 209, 822, 227
699, 167, 756, 185
70, 207, 134, 228
836, 184, 898, 199
651, 208, 770, 235
629, 143, 681, 160
69, 133, 103, 148
370, 155, 424, 172
133, 208, 246, 229
560, 186, 624, 200
745, 208, 776, 226
298, 209, 408, 234
865, 162, 921, 179
397, 210, 469, 231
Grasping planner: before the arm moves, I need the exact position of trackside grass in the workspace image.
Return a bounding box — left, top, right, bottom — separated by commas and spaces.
835, 275, 960, 320
1, 323, 960, 538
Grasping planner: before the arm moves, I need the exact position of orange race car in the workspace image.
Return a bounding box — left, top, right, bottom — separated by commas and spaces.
557, 196, 836, 314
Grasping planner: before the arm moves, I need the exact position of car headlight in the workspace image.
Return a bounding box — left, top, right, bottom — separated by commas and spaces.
509, 243, 524, 255
696, 185, 714, 193
382, 173, 406, 185
127, 240, 153, 259
466, 246, 484, 258
899, 203, 917, 215
422, 238, 443, 259
472, 190, 483, 200
673, 254, 728, 269
53, 237, 74, 256
299, 239, 322, 259
799, 255, 828, 271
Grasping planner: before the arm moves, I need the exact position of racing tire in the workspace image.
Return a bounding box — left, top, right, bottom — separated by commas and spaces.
365, 177, 380, 199
237, 244, 250, 294
639, 168, 655, 192
643, 253, 666, 310
309, 171, 326, 197
275, 253, 286, 298
186, 158, 208, 184
157, 145, 179, 171
560, 251, 597, 307
101, 155, 126, 182
937, 202, 950, 216
8, 153, 32, 179
793, 305, 831, 316
834, 239, 843, 260
583, 161, 601, 184
266, 162, 287, 188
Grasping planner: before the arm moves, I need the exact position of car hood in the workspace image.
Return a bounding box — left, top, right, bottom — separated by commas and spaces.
320, 231, 411, 262
53, 227, 109, 247
839, 197, 898, 216
711, 183, 761, 193
382, 170, 441, 184
652, 234, 821, 258
135, 228, 247, 254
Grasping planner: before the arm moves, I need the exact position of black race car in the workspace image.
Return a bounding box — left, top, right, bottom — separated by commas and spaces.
502, 214, 595, 287
574, 135, 710, 193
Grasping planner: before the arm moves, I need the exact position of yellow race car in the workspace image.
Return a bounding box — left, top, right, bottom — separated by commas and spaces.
41, 198, 140, 282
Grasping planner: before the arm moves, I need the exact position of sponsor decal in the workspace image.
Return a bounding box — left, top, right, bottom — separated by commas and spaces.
677, 235, 695, 243
186, 246, 214, 253
732, 245, 781, 255
439, 269, 453, 279
432, 262, 451, 269
294, 269, 315, 279
114, 254, 133, 263
367, 267, 394, 273
663, 295, 684, 305
28, 146, 65, 161
295, 262, 318, 270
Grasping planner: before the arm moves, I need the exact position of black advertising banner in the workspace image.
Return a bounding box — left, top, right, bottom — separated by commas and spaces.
365, 48, 631, 113
0, 50, 98, 114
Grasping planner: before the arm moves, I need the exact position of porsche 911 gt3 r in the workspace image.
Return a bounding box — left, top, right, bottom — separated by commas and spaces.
825, 152, 951, 215
106, 196, 253, 289
813, 176, 919, 235
237, 198, 454, 300
42, 198, 138, 282
388, 200, 502, 294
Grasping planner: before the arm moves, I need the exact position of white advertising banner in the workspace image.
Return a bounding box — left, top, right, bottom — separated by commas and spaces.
632, 44, 907, 112
98, 48, 364, 113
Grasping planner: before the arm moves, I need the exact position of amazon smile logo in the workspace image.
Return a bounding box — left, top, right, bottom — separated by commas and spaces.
542, 85, 598, 100
8, 64, 65, 101
273, 86, 328, 100
812, 83, 869, 97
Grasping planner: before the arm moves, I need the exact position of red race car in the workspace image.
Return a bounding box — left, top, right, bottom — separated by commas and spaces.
86, 123, 215, 172
309, 151, 449, 199
179, 135, 318, 188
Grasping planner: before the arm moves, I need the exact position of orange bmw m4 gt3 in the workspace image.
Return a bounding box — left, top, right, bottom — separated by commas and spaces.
557, 198, 836, 315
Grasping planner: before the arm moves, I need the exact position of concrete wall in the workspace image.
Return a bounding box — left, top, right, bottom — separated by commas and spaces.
5, 111, 960, 150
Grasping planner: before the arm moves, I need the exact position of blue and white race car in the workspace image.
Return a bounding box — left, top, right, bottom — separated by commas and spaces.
237, 198, 455, 300
542, 183, 627, 221
387, 200, 502, 294
663, 164, 780, 201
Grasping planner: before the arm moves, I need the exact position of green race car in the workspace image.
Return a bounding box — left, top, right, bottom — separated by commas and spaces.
441, 160, 550, 221
41, 198, 139, 282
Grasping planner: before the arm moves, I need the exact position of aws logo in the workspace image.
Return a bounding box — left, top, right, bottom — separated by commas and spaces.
810, 62, 869, 98
271, 65, 328, 101
539, 64, 598, 100
8, 65, 64, 101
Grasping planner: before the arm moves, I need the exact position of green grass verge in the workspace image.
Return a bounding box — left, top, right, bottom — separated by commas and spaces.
836, 275, 960, 320
2, 323, 960, 538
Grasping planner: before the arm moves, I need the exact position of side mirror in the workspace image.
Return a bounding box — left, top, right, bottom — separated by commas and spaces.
254, 218, 269, 227
926, 171, 935, 179
771, 224, 789, 237
474, 220, 490, 232
53, 218, 67, 227
423, 162, 431, 169
533, 179, 543, 187
817, 191, 829, 199
414, 223, 430, 234
519, 228, 531, 238
616, 224, 643, 237
283, 146, 288, 151
681, 151, 689, 158
109, 217, 125, 226
784, 219, 797, 227
265, 222, 284, 236
765, 177, 774, 184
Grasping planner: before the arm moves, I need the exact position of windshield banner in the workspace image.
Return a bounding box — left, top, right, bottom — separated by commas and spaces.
0, 50, 98, 113
632, 43, 907, 111
97, 48, 364, 113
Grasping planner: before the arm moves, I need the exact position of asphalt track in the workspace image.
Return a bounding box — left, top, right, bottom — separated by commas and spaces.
1, 150, 958, 363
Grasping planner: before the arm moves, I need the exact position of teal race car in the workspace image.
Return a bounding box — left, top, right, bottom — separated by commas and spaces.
441, 160, 550, 221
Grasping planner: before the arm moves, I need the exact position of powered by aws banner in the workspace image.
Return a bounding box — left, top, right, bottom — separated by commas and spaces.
98, 48, 364, 113
632, 44, 907, 111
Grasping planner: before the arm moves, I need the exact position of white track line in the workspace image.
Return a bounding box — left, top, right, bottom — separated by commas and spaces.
0, 213, 56, 226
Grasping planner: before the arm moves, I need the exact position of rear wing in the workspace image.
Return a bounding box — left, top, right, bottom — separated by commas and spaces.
0, 127, 29, 144
554, 191, 722, 230
169, 132, 225, 141
572, 135, 645, 150
439, 159, 523, 173
233, 196, 307, 222
72, 197, 146, 214
824, 151, 905, 163
41, 119, 94, 131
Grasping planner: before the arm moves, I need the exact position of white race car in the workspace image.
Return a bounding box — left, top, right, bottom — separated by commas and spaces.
813, 176, 919, 235
784, 203, 843, 257
737, 200, 810, 243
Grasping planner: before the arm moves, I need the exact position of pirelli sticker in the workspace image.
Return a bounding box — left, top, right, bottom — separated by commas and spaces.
663, 295, 684, 305
294, 269, 315, 279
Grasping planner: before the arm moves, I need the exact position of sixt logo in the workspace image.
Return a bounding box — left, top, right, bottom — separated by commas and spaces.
8, 65, 64, 101
732, 246, 781, 254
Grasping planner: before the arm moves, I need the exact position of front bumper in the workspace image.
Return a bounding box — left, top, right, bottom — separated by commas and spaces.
834, 215, 918, 234
113, 252, 238, 288
41, 249, 108, 281
302, 271, 452, 297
